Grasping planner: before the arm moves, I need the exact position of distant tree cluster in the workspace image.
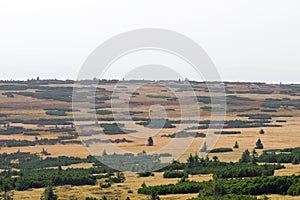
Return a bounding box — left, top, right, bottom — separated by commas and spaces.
183, 153, 283, 178
258, 147, 300, 164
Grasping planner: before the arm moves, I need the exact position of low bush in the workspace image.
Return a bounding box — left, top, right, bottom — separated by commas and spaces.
163, 171, 187, 178
214, 131, 241, 135
210, 148, 233, 153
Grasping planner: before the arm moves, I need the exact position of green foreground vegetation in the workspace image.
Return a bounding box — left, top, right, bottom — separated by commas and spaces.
0, 147, 299, 199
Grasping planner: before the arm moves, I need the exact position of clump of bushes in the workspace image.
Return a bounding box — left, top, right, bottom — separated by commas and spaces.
138, 172, 154, 177
45, 110, 67, 116
146, 95, 171, 99
137, 118, 176, 129
209, 148, 233, 153
163, 171, 187, 179
214, 131, 241, 135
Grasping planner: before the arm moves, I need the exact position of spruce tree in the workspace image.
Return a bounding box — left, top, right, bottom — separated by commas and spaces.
233, 141, 239, 148
187, 154, 195, 165
40, 185, 58, 200
147, 137, 154, 146
150, 189, 160, 200
292, 156, 300, 165
213, 156, 219, 162
239, 149, 251, 163
251, 149, 258, 164
255, 138, 264, 149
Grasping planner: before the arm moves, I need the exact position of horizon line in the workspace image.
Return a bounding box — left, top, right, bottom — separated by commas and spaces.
0, 77, 300, 85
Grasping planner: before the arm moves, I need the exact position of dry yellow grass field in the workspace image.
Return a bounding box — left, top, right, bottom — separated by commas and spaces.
13, 172, 206, 200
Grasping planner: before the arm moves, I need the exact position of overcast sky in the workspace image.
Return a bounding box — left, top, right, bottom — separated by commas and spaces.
0, 0, 299, 83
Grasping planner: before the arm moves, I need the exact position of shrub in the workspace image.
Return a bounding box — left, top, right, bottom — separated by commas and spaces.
210, 148, 233, 153
138, 172, 154, 177
100, 123, 136, 134
214, 131, 241, 135
45, 110, 67, 116
137, 118, 176, 129
146, 95, 171, 99
163, 171, 187, 179
100, 182, 111, 188
276, 120, 287, 123
96, 110, 113, 115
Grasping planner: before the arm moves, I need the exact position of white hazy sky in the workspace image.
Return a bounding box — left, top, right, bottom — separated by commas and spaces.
0, 0, 299, 83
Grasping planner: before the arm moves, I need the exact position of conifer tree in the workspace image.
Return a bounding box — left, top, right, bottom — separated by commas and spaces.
255, 138, 264, 149
240, 149, 251, 163
40, 185, 58, 200
147, 137, 154, 146
233, 141, 239, 148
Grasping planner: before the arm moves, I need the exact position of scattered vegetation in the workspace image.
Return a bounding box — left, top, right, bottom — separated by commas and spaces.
100, 123, 136, 134
146, 95, 171, 99
136, 118, 176, 129
161, 131, 206, 138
